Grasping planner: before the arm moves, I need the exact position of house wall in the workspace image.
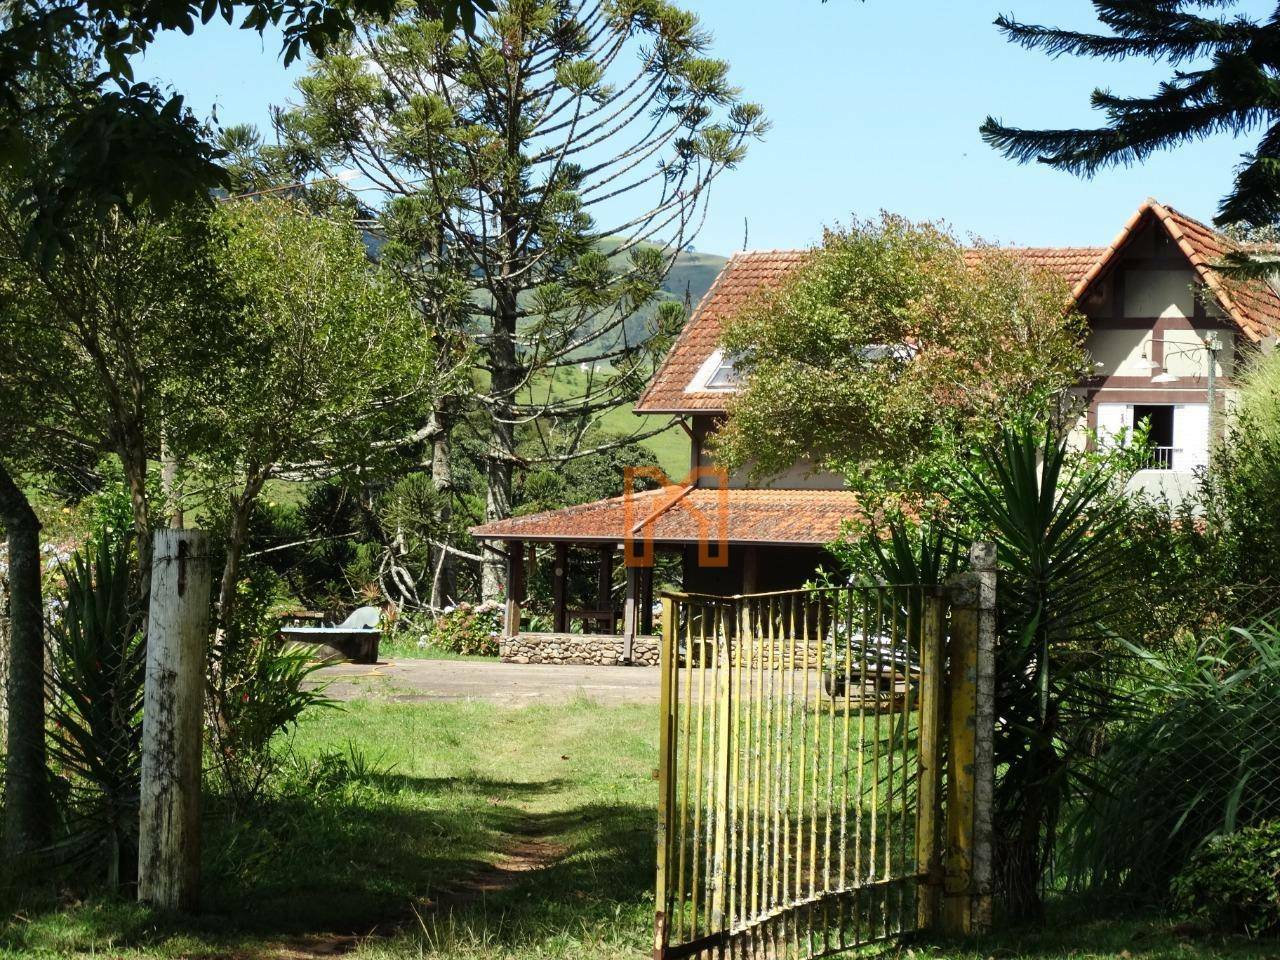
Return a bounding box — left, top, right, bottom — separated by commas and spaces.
1066, 215, 1247, 500
689, 417, 846, 491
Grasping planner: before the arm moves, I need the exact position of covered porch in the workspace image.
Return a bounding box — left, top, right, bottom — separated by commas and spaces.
470, 486, 864, 666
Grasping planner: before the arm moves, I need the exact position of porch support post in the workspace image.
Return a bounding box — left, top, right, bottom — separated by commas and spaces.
622, 564, 639, 663
742, 545, 760, 594
596, 544, 613, 633
639, 564, 654, 635
553, 543, 568, 633
504, 540, 525, 639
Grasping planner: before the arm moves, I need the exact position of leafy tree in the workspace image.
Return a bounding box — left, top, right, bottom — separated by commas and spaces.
980, 2, 1280, 232
0, 0, 493, 253
179, 196, 440, 635
276, 0, 765, 598
0, 196, 229, 591
714, 214, 1088, 502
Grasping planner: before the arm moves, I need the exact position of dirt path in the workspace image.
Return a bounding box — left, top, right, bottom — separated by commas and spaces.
314, 657, 661, 706
267, 809, 569, 959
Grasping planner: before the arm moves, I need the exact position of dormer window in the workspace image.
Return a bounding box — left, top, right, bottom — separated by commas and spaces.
705, 354, 739, 388
687, 348, 741, 392
859, 343, 917, 362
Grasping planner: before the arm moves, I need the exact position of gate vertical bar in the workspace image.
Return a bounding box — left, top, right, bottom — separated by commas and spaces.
915, 590, 945, 932
711, 603, 733, 935
655, 595, 678, 960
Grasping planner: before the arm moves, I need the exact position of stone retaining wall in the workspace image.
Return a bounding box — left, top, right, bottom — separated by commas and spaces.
500, 633, 660, 666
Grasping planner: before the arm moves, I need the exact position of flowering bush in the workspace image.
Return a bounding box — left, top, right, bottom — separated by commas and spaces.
430, 601, 503, 657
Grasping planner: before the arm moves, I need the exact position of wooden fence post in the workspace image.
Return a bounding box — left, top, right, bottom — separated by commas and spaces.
503, 540, 525, 640
138, 529, 211, 912
941, 541, 996, 936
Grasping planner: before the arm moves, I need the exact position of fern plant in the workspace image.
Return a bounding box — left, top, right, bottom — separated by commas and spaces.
46, 530, 145, 888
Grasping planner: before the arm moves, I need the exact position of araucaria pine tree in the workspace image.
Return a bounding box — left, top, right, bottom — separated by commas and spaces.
279, 0, 765, 599
981, 2, 1280, 230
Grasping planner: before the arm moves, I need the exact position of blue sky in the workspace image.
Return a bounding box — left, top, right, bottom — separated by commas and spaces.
137, 1, 1265, 256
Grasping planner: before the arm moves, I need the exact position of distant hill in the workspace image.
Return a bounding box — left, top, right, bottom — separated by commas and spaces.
660, 248, 728, 314
592, 242, 727, 355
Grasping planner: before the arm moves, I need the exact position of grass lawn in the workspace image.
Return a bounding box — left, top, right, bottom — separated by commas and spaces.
2, 697, 1275, 959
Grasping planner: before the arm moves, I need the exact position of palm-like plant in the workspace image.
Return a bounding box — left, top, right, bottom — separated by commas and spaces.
46, 531, 145, 888
952, 424, 1137, 918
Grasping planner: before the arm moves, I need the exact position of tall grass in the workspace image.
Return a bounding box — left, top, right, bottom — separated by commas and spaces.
1062, 621, 1280, 896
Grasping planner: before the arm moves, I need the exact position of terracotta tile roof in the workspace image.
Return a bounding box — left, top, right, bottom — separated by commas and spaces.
962, 247, 1105, 287
635, 199, 1280, 414
635, 250, 811, 413
470, 486, 865, 546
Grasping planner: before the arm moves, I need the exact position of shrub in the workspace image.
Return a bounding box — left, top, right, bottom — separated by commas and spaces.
1172, 820, 1280, 937
207, 564, 335, 808
430, 602, 503, 657
46, 529, 145, 888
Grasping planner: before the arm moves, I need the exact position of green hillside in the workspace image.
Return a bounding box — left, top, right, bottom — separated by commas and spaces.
660, 248, 727, 309
539, 244, 726, 478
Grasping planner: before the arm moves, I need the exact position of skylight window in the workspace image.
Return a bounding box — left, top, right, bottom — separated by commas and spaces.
705, 354, 739, 389
687, 348, 742, 392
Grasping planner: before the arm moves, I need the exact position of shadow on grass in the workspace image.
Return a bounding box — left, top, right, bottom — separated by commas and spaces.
0, 776, 655, 957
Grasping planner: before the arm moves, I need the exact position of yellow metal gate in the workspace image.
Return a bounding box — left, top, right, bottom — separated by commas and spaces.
655, 585, 946, 959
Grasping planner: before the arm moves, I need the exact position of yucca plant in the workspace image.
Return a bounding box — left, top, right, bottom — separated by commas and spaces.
46, 529, 146, 888
952, 424, 1139, 919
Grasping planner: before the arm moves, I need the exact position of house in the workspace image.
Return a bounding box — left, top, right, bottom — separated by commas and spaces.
471, 198, 1280, 665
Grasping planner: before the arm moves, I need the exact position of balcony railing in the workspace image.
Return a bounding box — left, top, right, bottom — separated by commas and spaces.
1138, 445, 1178, 470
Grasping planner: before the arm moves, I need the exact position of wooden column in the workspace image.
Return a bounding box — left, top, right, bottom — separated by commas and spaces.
639, 564, 654, 635
596, 544, 613, 633
741, 545, 760, 594
504, 540, 525, 639
553, 542, 568, 633
139, 529, 211, 912
622, 564, 639, 663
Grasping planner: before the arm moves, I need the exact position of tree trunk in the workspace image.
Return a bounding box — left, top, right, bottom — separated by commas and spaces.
0, 462, 50, 859
482, 265, 520, 601
118, 432, 153, 606
427, 406, 457, 610
216, 482, 263, 637
161, 429, 183, 530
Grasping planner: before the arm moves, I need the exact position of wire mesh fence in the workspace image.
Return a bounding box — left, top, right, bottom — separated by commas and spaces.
655, 585, 944, 960
1058, 586, 1280, 897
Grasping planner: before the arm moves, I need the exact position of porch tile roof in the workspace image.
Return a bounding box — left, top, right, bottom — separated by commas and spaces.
635, 199, 1280, 414
470, 486, 864, 546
